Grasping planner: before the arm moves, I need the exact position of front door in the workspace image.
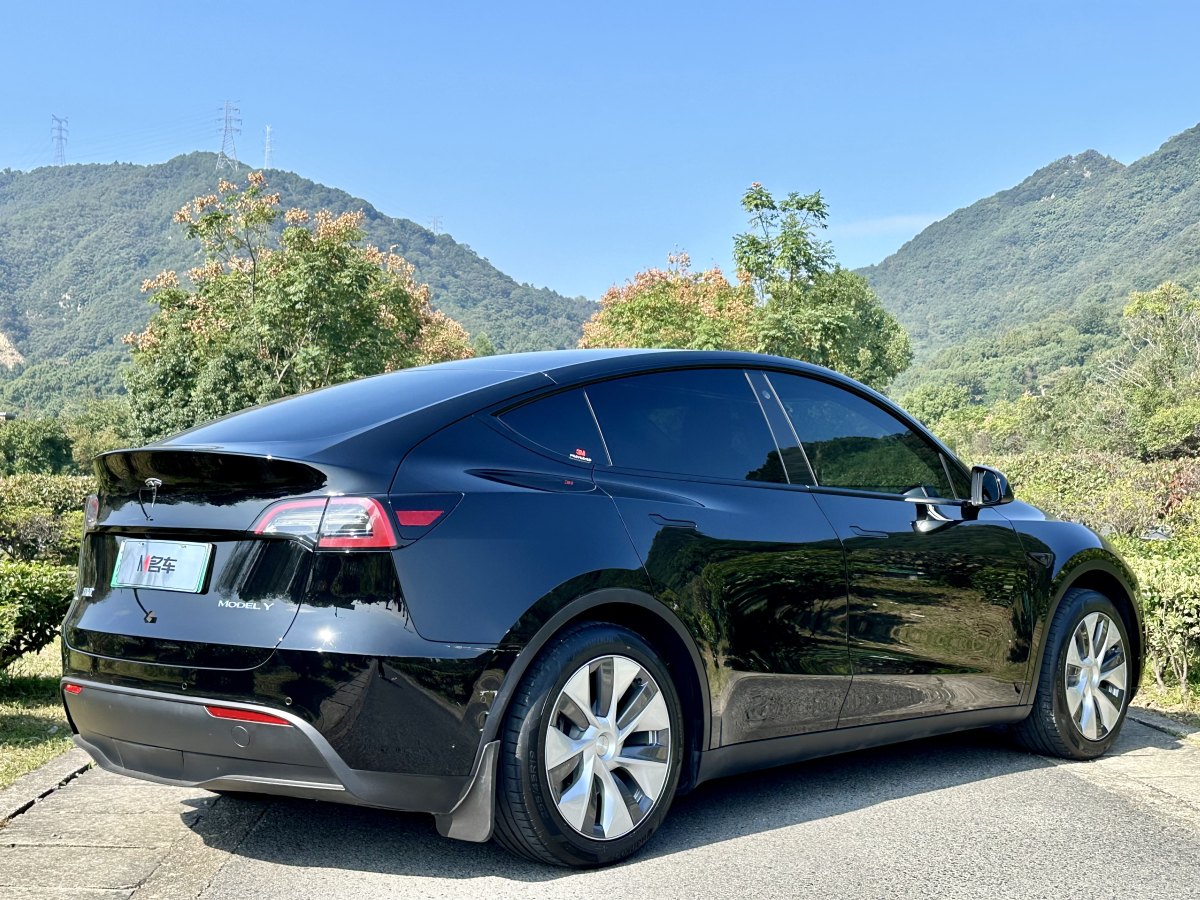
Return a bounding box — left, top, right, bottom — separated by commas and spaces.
762, 370, 1034, 727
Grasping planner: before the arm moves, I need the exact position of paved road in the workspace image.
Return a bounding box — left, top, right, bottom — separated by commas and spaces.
2, 714, 1199, 900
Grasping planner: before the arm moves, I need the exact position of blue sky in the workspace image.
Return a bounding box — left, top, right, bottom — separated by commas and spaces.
3, 1, 1200, 300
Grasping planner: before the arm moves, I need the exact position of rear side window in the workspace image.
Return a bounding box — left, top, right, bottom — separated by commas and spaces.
585, 369, 784, 482
499, 389, 608, 465
766, 372, 957, 496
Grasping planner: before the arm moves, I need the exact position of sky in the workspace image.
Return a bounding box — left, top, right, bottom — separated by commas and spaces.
3, 1, 1200, 301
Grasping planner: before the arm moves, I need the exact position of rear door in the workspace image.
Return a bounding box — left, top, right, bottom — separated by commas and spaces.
764, 372, 1033, 727
583, 368, 850, 746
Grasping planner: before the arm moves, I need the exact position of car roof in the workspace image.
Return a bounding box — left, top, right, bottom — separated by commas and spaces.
420, 348, 846, 386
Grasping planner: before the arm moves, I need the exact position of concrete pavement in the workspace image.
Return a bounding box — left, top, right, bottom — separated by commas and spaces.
2, 712, 1199, 899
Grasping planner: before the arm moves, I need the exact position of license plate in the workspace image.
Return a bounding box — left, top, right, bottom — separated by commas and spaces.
110, 539, 213, 594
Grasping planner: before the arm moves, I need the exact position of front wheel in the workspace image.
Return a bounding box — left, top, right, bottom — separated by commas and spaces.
1012, 588, 1132, 759
493, 622, 683, 867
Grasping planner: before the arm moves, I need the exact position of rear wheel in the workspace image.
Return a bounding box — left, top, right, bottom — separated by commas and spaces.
1013, 588, 1132, 759
494, 623, 683, 867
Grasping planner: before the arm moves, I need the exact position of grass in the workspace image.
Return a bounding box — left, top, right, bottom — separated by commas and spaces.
0, 638, 73, 791
1136, 678, 1200, 731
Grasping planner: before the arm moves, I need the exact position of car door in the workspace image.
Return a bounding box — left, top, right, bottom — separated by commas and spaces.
583, 368, 850, 746
763, 371, 1034, 728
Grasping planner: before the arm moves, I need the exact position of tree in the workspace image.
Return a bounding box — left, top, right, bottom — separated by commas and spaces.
0, 419, 73, 476
733, 184, 833, 304
1099, 281, 1200, 458
61, 396, 134, 468
125, 173, 473, 442
734, 184, 911, 388
580, 253, 758, 352
756, 267, 912, 388
580, 186, 913, 389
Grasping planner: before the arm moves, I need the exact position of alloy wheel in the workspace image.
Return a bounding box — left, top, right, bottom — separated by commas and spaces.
1063, 611, 1128, 741
544, 654, 672, 841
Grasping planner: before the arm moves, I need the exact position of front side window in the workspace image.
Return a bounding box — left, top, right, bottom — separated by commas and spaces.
766, 372, 958, 496
584, 369, 784, 483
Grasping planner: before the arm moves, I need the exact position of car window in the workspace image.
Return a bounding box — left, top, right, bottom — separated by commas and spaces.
766, 372, 957, 496
584, 369, 785, 482
499, 389, 608, 465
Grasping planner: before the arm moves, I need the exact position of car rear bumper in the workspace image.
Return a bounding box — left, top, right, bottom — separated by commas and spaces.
62, 678, 497, 835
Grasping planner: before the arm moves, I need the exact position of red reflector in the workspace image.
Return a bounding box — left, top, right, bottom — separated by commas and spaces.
63, 683, 83, 695
204, 705, 291, 726
396, 509, 443, 527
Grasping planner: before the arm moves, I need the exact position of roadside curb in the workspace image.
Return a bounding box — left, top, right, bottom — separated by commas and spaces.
1129, 706, 1200, 744
0, 747, 91, 825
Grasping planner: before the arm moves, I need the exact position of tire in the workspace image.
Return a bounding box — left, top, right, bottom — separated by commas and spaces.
1012, 587, 1133, 759
493, 622, 684, 867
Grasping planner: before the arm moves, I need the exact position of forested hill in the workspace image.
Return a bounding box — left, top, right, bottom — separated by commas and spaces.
860, 124, 1200, 357
0, 152, 592, 409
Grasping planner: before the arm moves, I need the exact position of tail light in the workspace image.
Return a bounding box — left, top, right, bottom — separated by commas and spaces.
83, 495, 99, 532
318, 498, 397, 548
253, 497, 400, 549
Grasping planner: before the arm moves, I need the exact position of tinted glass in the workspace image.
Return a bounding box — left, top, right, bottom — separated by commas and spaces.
585, 369, 784, 482
767, 373, 956, 496
499, 389, 608, 464
166, 369, 522, 444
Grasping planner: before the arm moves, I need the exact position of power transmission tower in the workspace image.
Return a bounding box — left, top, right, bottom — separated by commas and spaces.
51, 115, 68, 166
216, 101, 241, 171
263, 125, 273, 169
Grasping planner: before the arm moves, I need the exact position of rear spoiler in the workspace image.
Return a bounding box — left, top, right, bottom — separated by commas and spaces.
95, 449, 327, 502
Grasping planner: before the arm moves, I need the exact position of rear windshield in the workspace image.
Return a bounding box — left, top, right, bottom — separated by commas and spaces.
162, 369, 518, 445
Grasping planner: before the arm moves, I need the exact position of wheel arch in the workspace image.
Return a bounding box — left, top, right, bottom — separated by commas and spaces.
1033, 551, 1143, 698
483, 587, 712, 793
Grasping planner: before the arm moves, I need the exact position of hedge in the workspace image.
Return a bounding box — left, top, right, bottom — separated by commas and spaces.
0, 474, 94, 515
0, 560, 76, 670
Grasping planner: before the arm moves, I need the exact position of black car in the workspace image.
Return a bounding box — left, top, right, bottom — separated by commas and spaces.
61, 349, 1141, 867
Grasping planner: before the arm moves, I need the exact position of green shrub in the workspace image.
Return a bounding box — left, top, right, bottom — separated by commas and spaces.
0, 419, 74, 475
987, 451, 1173, 538
0, 560, 76, 670
0, 506, 80, 563
0, 474, 94, 515
1109, 537, 1200, 691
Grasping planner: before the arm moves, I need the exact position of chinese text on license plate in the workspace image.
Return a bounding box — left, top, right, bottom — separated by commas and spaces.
110, 539, 213, 594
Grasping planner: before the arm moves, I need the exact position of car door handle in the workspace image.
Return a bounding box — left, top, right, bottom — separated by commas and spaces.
849, 525, 889, 539
650, 514, 697, 530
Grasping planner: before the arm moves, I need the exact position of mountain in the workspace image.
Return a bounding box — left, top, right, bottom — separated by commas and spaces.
861, 125, 1200, 362
0, 152, 593, 412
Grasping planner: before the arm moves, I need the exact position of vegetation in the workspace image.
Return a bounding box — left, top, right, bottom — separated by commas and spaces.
0, 639, 74, 790
0, 418, 74, 475
861, 126, 1200, 359
908, 282, 1200, 697
581, 253, 758, 353
125, 172, 473, 442
0, 152, 594, 417
0, 475, 87, 670
582, 185, 910, 390
0, 474, 90, 786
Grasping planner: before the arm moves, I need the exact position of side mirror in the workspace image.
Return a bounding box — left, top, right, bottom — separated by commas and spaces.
970, 465, 1014, 506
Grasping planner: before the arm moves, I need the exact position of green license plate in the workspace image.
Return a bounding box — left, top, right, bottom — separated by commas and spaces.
110, 539, 213, 594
